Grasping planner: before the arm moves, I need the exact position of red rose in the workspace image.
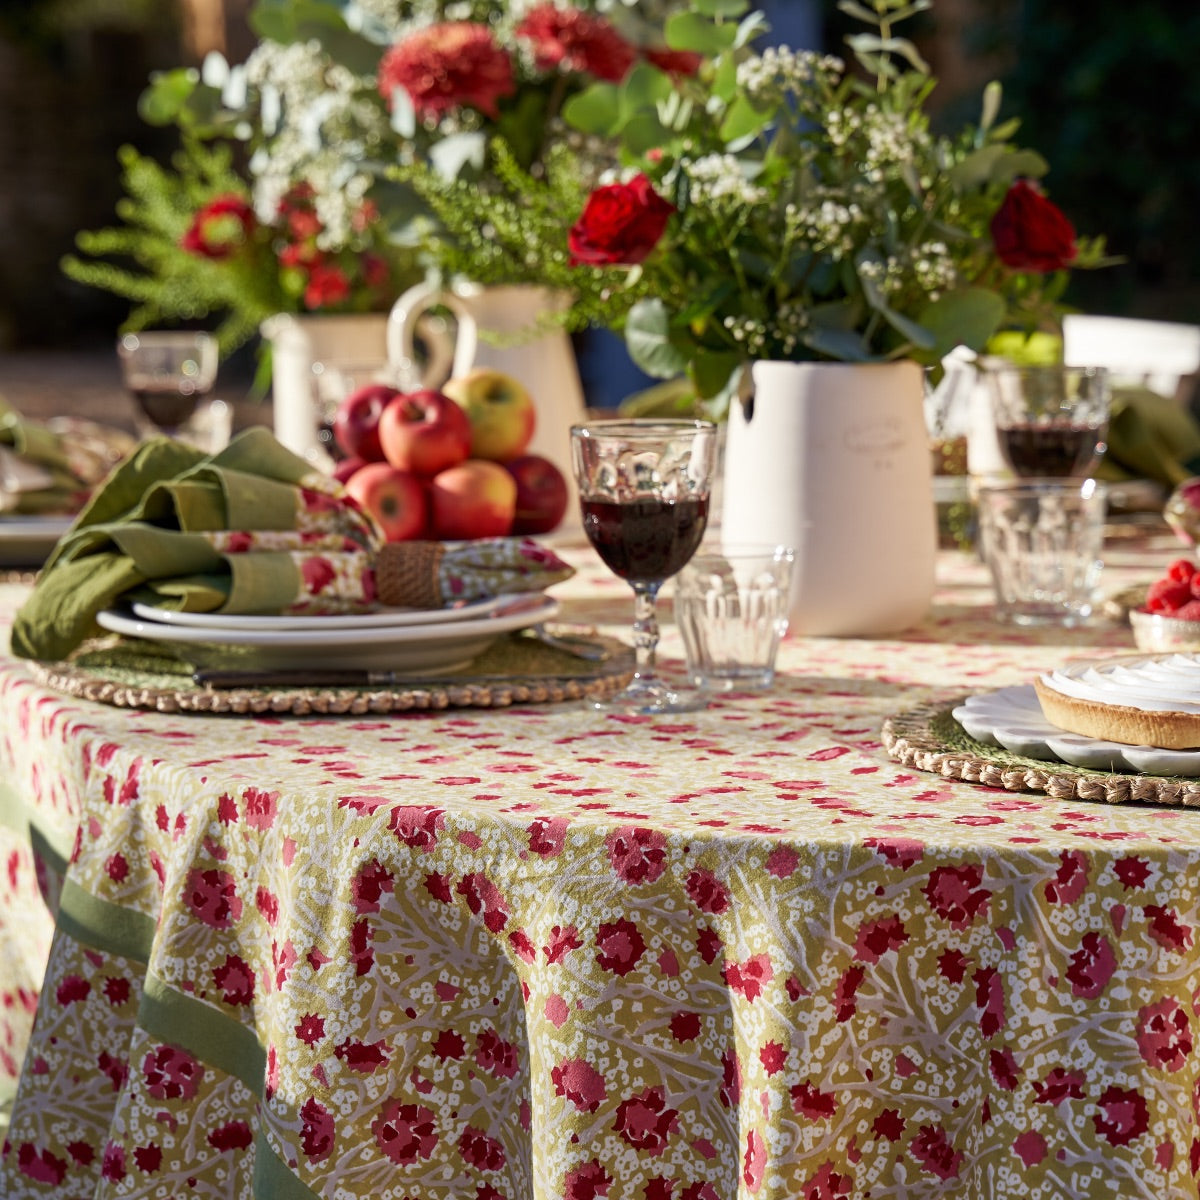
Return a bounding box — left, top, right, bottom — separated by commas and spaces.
518, 4, 637, 82
378, 23, 515, 119
569, 174, 675, 267
644, 47, 703, 76
181, 193, 255, 259
990, 179, 1078, 272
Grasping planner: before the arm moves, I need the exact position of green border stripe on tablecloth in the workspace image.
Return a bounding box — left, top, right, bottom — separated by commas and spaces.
253, 1130, 321, 1200
139, 969, 266, 1094
55, 877, 156, 964
28, 821, 69, 883
139, 972, 318, 1200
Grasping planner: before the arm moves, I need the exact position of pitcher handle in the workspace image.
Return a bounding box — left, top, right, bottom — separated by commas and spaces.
386, 282, 478, 388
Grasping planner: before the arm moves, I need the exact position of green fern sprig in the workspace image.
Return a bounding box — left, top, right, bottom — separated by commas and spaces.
62, 138, 286, 355
393, 142, 652, 334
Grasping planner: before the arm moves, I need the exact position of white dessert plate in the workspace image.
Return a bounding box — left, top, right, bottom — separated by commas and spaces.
97, 594, 559, 674
953, 685, 1200, 778
0, 515, 73, 566
130, 592, 517, 631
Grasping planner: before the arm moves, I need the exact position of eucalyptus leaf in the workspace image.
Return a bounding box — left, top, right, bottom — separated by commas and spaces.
665, 11, 739, 53
918, 287, 1007, 357
620, 63, 675, 117
801, 327, 872, 361
625, 299, 691, 379
562, 83, 621, 137
138, 69, 200, 126
623, 112, 677, 156
720, 93, 771, 143
845, 33, 930, 75
692, 0, 749, 17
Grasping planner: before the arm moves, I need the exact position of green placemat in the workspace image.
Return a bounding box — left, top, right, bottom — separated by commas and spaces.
883, 699, 1200, 807
26, 628, 634, 715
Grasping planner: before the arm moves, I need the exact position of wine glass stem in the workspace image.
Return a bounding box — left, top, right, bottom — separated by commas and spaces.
631, 582, 661, 680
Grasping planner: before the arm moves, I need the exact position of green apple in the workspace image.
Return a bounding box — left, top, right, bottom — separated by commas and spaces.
443, 368, 536, 462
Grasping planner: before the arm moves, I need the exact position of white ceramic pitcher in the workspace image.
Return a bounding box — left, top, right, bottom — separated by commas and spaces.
386, 282, 587, 503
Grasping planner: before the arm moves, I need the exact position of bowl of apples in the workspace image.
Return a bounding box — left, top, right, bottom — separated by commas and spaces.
330, 368, 570, 543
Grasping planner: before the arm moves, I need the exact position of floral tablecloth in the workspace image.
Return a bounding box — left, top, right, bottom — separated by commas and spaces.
2, 535, 1199, 1200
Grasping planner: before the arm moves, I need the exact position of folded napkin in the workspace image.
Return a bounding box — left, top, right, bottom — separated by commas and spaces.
1098, 385, 1200, 488
11, 426, 574, 663
0, 400, 137, 515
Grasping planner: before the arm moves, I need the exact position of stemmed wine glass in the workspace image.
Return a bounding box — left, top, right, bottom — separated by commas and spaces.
116, 331, 229, 452
571, 419, 717, 714
987, 364, 1111, 478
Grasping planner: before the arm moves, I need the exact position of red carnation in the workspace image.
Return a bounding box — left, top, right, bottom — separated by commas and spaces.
304, 263, 351, 310
180, 194, 255, 260
569, 174, 675, 267
378, 22, 515, 120
990, 179, 1078, 272
518, 4, 637, 82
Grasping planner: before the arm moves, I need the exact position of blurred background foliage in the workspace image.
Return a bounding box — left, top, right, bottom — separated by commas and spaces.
1, 0, 1197, 351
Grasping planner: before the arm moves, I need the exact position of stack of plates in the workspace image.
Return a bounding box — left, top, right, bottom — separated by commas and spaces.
95, 593, 560, 674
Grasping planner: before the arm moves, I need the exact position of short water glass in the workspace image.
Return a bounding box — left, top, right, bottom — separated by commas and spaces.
977, 477, 1107, 626
674, 544, 794, 690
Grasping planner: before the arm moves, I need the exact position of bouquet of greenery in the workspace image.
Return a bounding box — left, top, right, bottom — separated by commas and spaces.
560, 0, 1110, 407
62, 0, 696, 355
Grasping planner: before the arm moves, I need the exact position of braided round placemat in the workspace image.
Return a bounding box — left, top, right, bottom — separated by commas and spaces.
882, 699, 1200, 807
27, 631, 635, 716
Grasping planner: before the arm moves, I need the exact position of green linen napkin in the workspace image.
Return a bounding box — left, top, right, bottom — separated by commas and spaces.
0, 400, 137, 515
1097, 385, 1200, 487
11, 425, 577, 664
12, 427, 383, 662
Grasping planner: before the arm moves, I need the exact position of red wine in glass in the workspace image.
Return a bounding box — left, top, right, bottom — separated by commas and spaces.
581, 496, 709, 584
996, 421, 1106, 478
571, 419, 718, 715
130, 381, 204, 433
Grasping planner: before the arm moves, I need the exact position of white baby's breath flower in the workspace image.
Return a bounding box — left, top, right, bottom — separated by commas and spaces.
684, 154, 766, 207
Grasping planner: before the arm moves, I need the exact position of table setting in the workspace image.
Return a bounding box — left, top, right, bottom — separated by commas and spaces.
11, 0, 1200, 1197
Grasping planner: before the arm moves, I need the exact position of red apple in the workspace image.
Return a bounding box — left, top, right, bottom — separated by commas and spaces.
443, 368, 536, 462
504, 454, 569, 535
331, 455, 367, 485
332, 383, 400, 461
378, 389, 472, 477
429, 459, 517, 540
343, 461, 429, 542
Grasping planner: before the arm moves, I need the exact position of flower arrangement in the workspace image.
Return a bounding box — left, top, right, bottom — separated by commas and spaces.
561, 0, 1111, 406
62, 0, 694, 356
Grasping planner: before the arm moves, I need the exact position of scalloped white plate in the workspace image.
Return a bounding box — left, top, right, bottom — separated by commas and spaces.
952, 685, 1200, 777
97, 595, 559, 674
130, 592, 512, 632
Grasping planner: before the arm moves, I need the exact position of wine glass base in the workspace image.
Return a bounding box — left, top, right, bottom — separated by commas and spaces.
589, 676, 709, 715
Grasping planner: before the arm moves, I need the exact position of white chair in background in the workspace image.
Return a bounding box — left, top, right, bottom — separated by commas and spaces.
1062, 313, 1200, 401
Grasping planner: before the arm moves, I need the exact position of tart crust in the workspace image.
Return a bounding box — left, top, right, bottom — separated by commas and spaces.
1033, 676, 1200, 750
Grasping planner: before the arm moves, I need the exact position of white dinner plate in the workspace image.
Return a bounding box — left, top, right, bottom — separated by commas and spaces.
130, 593, 516, 632
0, 515, 73, 566
953, 685, 1200, 778
97, 594, 560, 674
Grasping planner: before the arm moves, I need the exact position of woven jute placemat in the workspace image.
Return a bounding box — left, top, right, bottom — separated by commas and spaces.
882, 699, 1200, 807
27, 629, 635, 716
